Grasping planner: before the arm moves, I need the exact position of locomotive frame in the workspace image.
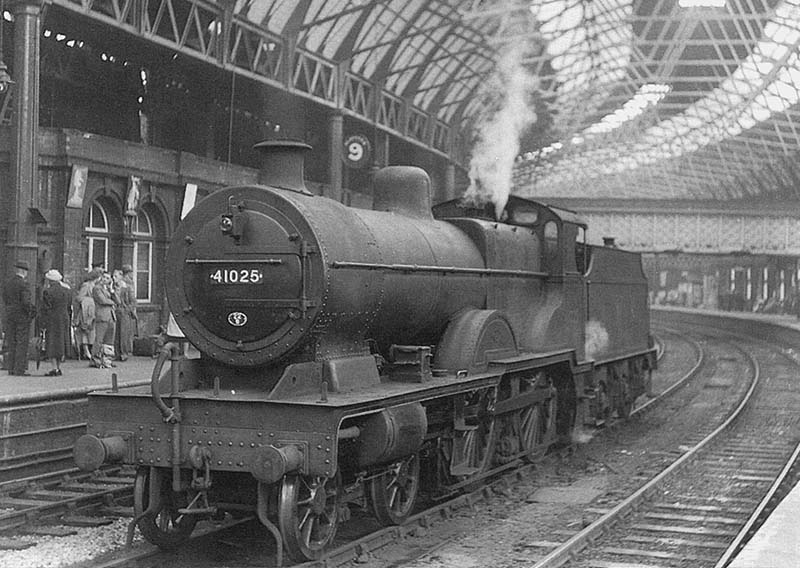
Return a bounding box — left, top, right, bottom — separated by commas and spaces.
74, 143, 656, 564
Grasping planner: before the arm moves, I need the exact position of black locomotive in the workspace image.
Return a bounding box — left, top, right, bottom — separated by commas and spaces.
74, 141, 656, 563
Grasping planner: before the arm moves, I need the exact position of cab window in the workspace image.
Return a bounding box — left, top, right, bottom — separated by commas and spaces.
575, 226, 590, 274
543, 221, 559, 273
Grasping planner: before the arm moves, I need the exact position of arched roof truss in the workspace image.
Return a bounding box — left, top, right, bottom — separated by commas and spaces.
49, 0, 800, 201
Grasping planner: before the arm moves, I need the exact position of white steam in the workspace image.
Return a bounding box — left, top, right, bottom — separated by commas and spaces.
584, 320, 610, 359
463, 45, 538, 219
572, 427, 596, 445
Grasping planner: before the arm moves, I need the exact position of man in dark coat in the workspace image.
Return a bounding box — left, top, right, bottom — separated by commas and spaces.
2, 260, 35, 376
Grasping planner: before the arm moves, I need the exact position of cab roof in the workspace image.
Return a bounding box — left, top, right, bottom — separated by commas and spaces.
432, 195, 587, 230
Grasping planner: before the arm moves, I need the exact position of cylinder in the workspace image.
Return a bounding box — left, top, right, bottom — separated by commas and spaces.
357, 403, 427, 467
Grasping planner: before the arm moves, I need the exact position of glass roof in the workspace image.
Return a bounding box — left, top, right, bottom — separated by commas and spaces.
232, 0, 800, 201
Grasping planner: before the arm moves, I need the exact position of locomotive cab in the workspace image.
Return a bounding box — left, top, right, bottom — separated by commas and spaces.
433, 195, 588, 278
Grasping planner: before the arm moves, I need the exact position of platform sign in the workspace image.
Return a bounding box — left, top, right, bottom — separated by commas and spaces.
343, 134, 371, 169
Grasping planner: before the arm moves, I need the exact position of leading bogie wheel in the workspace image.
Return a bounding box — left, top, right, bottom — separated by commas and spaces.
278, 473, 341, 562
133, 467, 198, 550
368, 453, 420, 526
616, 390, 633, 420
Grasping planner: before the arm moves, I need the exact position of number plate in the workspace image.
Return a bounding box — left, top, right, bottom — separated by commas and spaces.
208, 267, 265, 285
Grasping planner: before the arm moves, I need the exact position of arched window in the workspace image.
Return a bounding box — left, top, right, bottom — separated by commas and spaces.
86, 202, 109, 269
132, 209, 154, 302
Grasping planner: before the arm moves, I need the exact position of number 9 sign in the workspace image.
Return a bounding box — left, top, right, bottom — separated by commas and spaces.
343, 134, 371, 169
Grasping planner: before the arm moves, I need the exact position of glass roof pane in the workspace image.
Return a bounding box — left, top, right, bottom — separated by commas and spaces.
303, 0, 349, 25
386, 25, 449, 93
515, 0, 800, 198
235, 0, 293, 33
301, 0, 359, 55
350, 0, 428, 77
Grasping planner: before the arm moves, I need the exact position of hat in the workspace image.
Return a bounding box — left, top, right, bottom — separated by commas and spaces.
45, 269, 63, 282
122, 264, 133, 274
87, 268, 103, 280
14, 260, 29, 271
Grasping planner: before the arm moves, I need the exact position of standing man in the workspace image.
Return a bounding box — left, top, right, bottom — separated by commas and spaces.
91, 271, 118, 368
2, 261, 35, 376
113, 267, 135, 361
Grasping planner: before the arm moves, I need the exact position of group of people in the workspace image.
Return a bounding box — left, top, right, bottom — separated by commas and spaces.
1, 261, 137, 376
73, 265, 137, 369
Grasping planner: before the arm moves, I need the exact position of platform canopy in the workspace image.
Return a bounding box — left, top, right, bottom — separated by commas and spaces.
237, 0, 800, 200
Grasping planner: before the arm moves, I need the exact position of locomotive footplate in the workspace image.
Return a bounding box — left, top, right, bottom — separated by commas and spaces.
79, 347, 586, 479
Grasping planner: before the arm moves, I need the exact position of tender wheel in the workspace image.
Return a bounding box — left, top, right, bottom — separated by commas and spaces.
368, 453, 420, 526
616, 383, 633, 419
278, 473, 341, 562
519, 374, 557, 462
520, 397, 556, 462
596, 382, 612, 425
133, 467, 198, 550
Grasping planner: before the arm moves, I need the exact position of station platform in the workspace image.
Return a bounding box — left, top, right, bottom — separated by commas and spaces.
727, 479, 800, 568
0, 355, 156, 406
651, 303, 800, 332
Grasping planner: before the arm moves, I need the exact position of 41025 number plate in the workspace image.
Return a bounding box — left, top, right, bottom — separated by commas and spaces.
209, 268, 264, 284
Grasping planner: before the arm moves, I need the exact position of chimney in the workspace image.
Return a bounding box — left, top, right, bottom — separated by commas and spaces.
372, 166, 433, 219
253, 140, 312, 195
602, 236, 617, 247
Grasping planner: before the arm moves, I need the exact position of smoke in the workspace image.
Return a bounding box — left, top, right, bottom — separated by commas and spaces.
463, 45, 538, 219
584, 320, 610, 359
572, 427, 596, 445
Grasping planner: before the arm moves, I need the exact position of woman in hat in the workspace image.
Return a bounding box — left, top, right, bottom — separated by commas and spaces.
41, 269, 72, 376
73, 269, 100, 361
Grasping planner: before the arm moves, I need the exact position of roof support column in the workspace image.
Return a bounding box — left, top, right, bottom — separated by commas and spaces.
328, 110, 343, 203
4, 0, 42, 276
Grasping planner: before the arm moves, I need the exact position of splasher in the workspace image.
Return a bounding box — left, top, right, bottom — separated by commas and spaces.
463, 45, 538, 220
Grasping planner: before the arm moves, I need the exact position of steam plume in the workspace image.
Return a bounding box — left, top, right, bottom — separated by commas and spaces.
585, 320, 610, 359
463, 45, 538, 218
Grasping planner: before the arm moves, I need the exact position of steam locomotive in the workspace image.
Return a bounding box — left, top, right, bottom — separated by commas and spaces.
74, 141, 656, 563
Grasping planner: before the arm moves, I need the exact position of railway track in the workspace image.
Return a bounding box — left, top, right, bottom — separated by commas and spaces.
0, 467, 135, 533
526, 324, 800, 568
